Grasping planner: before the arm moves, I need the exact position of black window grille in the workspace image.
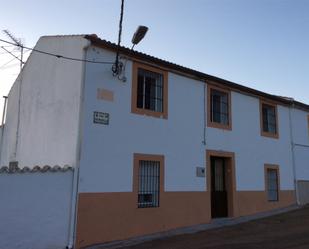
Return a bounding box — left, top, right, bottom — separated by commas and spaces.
267, 169, 279, 201
210, 89, 229, 125
262, 104, 277, 134
138, 160, 160, 208
137, 68, 163, 112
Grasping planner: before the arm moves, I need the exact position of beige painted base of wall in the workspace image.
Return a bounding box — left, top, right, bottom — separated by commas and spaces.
76, 192, 211, 248
76, 190, 295, 249
235, 190, 295, 216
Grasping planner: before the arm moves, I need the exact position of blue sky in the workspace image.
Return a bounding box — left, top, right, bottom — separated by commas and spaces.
0, 0, 308, 115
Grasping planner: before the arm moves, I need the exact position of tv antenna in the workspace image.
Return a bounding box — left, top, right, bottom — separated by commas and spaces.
2, 29, 25, 72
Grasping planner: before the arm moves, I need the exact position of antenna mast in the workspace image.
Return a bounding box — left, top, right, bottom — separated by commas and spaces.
2, 29, 24, 72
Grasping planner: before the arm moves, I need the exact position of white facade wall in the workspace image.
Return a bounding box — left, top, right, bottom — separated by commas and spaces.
79, 48, 206, 192
0, 36, 89, 167
206, 92, 294, 190
0, 171, 73, 249
78, 46, 296, 193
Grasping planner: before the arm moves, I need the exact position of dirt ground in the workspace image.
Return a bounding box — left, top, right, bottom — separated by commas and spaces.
124, 205, 309, 249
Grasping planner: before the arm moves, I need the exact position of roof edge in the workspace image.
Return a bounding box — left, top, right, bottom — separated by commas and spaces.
0, 165, 73, 174
84, 35, 309, 111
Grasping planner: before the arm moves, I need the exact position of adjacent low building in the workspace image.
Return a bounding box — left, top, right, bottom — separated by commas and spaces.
0, 34, 308, 249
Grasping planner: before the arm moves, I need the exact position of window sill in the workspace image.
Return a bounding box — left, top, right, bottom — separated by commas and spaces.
267, 199, 279, 202
131, 108, 168, 119
137, 206, 160, 209
208, 121, 232, 131
261, 131, 279, 139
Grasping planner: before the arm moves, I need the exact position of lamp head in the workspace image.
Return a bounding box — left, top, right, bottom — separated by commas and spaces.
131, 26, 148, 45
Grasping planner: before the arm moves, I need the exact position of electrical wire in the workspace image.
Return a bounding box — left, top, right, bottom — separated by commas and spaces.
0, 57, 16, 69
1, 63, 19, 70
117, 0, 124, 49
1, 46, 24, 64
0, 49, 31, 69
0, 38, 114, 65
0, 45, 14, 48
0, 50, 13, 55
0, 47, 15, 54
112, 0, 125, 75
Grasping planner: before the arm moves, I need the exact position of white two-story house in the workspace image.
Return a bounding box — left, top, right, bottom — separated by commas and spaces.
0, 34, 308, 249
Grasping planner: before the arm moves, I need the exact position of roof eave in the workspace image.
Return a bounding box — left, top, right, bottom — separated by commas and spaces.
84, 35, 309, 111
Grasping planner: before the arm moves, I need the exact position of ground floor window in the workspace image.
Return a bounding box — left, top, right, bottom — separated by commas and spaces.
265, 165, 279, 201
133, 154, 164, 208
138, 160, 160, 208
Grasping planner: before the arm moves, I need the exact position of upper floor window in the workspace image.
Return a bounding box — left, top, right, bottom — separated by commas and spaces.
260, 100, 279, 138
131, 62, 168, 119
207, 85, 232, 130
137, 68, 163, 112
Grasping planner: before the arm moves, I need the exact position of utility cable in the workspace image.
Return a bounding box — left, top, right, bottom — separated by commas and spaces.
117, 0, 124, 50
0, 38, 114, 65
2, 64, 19, 70
112, 0, 125, 75
0, 57, 17, 69
0, 49, 31, 69
0, 45, 14, 48
0, 46, 24, 64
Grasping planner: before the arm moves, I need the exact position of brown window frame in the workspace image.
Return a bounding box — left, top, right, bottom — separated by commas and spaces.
207, 84, 232, 130
264, 164, 280, 202
133, 153, 164, 208
131, 62, 168, 119
260, 100, 279, 139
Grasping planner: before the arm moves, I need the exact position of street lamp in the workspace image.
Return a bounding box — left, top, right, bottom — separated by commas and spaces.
113, 25, 149, 78
131, 26, 148, 49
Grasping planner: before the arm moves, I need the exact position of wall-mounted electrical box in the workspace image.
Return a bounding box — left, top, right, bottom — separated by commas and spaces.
9, 161, 19, 172
196, 167, 206, 177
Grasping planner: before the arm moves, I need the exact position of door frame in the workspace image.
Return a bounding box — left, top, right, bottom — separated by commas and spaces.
206, 150, 236, 218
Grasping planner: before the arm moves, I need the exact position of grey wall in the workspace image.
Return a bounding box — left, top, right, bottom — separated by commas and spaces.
298, 180, 309, 205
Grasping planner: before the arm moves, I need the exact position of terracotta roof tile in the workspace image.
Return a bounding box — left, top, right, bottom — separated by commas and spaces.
0, 165, 73, 174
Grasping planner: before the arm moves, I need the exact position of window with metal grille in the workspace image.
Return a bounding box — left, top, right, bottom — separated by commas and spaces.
138, 160, 160, 208
210, 89, 229, 125
262, 104, 277, 134
137, 68, 163, 113
267, 168, 279, 201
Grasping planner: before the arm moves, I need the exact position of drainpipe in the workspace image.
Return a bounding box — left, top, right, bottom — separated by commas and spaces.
202, 82, 207, 145
0, 96, 8, 163
288, 102, 299, 205
13, 59, 27, 161
67, 38, 91, 249
1, 96, 8, 127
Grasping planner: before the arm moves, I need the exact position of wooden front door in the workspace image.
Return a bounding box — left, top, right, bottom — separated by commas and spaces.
211, 157, 228, 218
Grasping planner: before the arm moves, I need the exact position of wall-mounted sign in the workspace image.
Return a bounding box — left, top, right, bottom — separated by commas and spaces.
93, 111, 109, 125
